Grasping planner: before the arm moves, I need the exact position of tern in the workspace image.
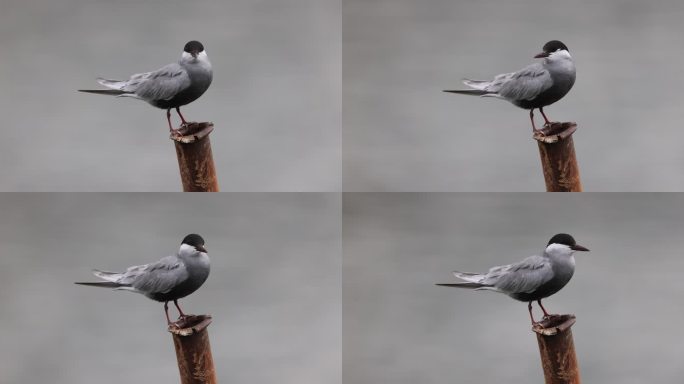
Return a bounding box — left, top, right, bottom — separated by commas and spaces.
75, 234, 210, 325
437, 233, 589, 323
444, 40, 576, 132
79, 41, 213, 136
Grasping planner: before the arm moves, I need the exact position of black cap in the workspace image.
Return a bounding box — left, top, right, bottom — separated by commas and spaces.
548, 233, 589, 251
542, 40, 569, 53
184, 41, 204, 53
182, 233, 205, 247
547, 233, 576, 246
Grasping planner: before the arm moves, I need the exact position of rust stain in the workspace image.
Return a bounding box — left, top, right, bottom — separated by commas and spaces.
174, 132, 219, 192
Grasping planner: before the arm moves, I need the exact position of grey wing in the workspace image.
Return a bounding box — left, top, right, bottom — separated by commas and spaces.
130, 255, 189, 295
94, 69, 174, 95
495, 63, 553, 101
127, 63, 191, 101
483, 255, 553, 294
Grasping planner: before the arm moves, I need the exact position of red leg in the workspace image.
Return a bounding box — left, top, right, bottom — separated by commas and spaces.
166, 109, 174, 132
164, 301, 172, 324
175, 107, 188, 126
539, 107, 551, 126
528, 302, 537, 324
537, 300, 550, 317
529, 109, 538, 132
173, 299, 187, 319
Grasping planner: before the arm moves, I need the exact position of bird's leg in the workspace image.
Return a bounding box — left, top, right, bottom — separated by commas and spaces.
528, 302, 537, 324
166, 109, 175, 132
164, 301, 173, 324
529, 109, 538, 132
175, 107, 188, 126
539, 107, 551, 126
173, 299, 187, 320
167, 108, 184, 137
537, 300, 551, 318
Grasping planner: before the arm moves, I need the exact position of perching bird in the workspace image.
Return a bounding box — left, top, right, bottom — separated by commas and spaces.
444, 40, 576, 132
79, 41, 213, 136
75, 234, 210, 325
436, 233, 589, 324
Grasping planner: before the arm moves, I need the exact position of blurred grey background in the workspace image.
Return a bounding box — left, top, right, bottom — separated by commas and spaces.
0, 193, 341, 384
0, 0, 340, 191
343, 193, 684, 384
343, 0, 684, 191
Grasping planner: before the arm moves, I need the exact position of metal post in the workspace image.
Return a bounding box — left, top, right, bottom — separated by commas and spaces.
534, 122, 583, 192
532, 314, 581, 384
171, 122, 220, 192
169, 314, 218, 384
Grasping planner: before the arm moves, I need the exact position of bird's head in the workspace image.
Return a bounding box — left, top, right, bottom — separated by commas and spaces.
545, 233, 589, 258
534, 40, 572, 62
180, 233, 207, 255
181, 40, 208, 63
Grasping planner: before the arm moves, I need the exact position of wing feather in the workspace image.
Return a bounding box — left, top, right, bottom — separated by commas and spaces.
496, 63, 552, 101
133, 63, 191, 101
130, 255, 189, 294
483, 255, 553, 294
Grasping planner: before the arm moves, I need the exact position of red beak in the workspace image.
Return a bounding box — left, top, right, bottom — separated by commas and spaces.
534, 52, 549, 59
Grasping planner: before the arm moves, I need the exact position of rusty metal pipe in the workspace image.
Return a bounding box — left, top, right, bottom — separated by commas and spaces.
534, 122, 583, 192
169, 314, 218, 384
532, 314, 581, 384
171, 122, 220, 192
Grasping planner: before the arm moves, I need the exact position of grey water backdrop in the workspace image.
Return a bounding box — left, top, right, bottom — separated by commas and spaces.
0, 193, 341, 384
0, 0, 340, 191
343, 0, 684, 191
343, 193, 684, 383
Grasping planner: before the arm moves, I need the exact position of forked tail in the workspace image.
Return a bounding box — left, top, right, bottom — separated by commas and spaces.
78, 89, 128, 96
443, 89, 487, 96
74, 281, 123, 288
435, 270, 488, 289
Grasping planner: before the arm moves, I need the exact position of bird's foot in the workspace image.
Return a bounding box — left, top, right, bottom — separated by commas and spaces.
167, 315, 213, 335
168, 122, 214, 142
167, 321, 181, 330
531, 314, 577, 335
173, 313, 196, 327
540, 122, 565, 135
174, 122, 197, 136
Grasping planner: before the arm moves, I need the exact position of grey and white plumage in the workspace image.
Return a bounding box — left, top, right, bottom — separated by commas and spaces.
444, 40, 576, 132
437, 233, 589, 323
79, 41, 212, 135
75, 234, 210, 324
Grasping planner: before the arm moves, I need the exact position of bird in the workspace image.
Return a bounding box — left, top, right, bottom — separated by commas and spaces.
436, 233, 589, 324
79, 41, 213, 136
444, 40, 576, 132
75, 234, 210, 325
